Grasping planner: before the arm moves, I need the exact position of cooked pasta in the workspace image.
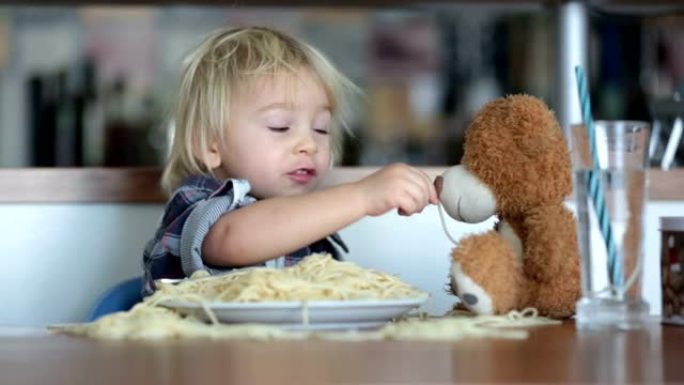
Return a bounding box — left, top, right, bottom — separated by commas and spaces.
51, 254, 560, 341
54, 305, 296, 340
52, 305, 559, 341
376, 308, 561, 341
148, 253, 426, 305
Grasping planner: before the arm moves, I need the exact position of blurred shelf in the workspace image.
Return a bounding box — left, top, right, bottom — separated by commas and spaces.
0, 0, 557, 5
1, 167, 684, 203
0, 0, 681, 6
0, 167, 165, 203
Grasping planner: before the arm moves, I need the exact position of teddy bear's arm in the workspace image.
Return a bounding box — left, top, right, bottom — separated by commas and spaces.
522, 205, 580, 283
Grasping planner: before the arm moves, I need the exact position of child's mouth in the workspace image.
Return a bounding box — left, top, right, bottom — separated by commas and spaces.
287, 168, 316, 184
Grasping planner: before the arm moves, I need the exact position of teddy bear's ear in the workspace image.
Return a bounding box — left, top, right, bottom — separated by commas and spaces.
507, 95, 566, 158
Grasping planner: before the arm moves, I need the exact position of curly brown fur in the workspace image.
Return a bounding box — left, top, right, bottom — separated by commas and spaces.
462, 95, 572, 216
451, 231, 523, 314
448, 94, 581, 318
519, 205, 580, 317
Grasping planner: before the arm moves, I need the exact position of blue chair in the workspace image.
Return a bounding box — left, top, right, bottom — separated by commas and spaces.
86, 276, 143, 322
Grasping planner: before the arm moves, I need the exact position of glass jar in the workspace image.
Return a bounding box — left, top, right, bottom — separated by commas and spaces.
661, 217, 684, 325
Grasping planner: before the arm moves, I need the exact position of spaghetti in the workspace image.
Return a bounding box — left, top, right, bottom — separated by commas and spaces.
148, 253, 426, 305
51, 254, 560, 341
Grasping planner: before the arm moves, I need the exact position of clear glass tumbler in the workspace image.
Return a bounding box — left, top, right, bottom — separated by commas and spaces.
570, 120, 651, 330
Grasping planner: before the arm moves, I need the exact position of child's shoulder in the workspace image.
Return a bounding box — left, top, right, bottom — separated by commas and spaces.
160, 175, 222, 224
177, 175, 223, 194
161, 176, 253, 226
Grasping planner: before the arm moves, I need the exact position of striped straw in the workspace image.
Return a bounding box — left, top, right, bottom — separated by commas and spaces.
574, 66, 623, 289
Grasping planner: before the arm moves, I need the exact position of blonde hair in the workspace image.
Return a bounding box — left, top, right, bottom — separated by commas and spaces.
161, 26, 360, 194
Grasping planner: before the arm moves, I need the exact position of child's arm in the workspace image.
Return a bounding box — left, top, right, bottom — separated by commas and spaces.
202, 163, 438, 267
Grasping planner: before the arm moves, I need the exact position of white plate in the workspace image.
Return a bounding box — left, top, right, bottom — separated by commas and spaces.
160, 296, 428, 331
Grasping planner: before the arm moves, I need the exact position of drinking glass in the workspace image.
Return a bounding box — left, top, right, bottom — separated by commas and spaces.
571, 120, 651, 330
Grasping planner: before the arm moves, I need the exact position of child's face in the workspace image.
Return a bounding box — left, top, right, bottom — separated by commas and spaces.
215, 68, 333, 199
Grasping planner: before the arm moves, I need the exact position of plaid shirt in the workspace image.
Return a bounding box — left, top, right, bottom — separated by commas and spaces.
142, 175, 347, 294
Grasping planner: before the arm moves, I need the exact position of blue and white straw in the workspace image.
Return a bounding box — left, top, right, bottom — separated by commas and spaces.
574, 66, 623, 289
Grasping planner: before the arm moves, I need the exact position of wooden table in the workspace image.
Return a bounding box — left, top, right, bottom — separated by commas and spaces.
1, 321, 683, 384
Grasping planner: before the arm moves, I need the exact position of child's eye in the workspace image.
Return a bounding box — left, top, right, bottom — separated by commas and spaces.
268, 127, 290, 132
314, 129, 329, 135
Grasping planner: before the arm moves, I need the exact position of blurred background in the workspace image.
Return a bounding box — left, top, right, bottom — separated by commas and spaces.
0, 3, 682, 168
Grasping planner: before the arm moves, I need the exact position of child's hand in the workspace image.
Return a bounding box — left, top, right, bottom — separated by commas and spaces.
355, 163, 439, 217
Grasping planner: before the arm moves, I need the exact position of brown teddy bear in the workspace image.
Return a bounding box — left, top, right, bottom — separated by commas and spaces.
435, 94, 581, 318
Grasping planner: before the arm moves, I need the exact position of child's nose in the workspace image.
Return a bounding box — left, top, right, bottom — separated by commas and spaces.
295, 132, 317, 154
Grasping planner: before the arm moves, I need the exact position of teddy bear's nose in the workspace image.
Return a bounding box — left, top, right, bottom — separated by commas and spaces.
434, 176, 443, 197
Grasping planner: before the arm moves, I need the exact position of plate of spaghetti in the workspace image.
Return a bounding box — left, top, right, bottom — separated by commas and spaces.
152, 253, 428, 330
161, 297, 427, 330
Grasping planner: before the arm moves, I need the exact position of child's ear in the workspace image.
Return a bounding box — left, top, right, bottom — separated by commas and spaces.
204, 141, 222, 170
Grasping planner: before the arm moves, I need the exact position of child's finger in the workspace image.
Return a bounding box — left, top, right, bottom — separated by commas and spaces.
428, 182, 439, 204
404, 180, 428, 212
421, 174, 439, 205
412, 168, 438, 205
397, 193, 419, 216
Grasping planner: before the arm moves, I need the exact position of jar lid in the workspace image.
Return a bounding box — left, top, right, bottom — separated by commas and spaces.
660, 217, 684, 231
